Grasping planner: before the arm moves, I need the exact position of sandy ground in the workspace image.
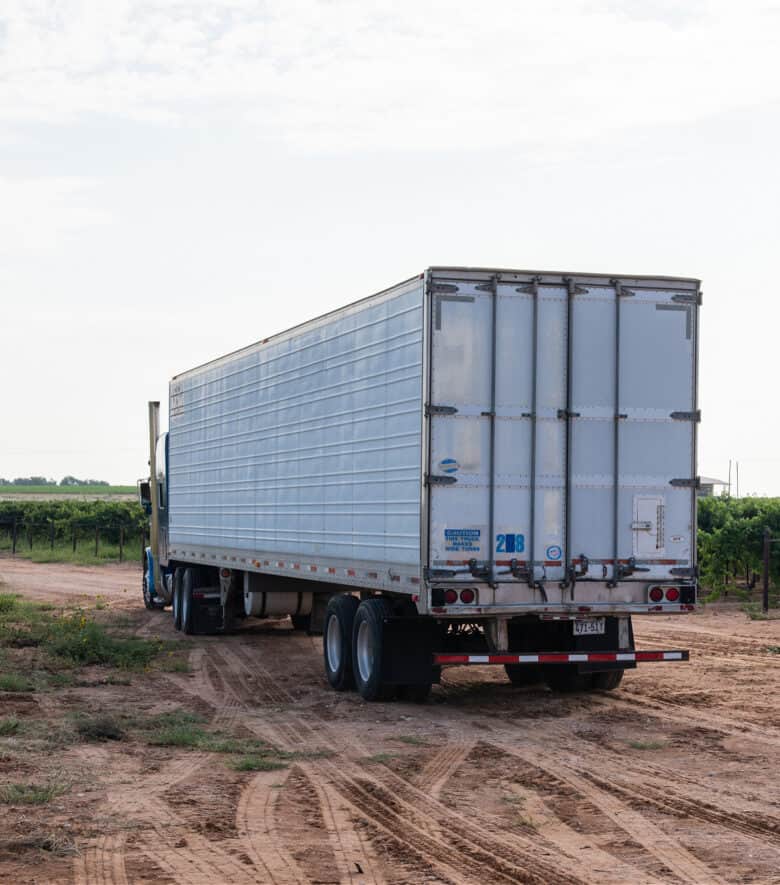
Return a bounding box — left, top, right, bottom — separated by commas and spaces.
1, 556, 779, 885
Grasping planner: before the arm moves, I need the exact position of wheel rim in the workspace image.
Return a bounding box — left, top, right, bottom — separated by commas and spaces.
182, 588, 190, 625
326, 615, 342, 673
356, 620, 374, 683
172, 589, 178, 620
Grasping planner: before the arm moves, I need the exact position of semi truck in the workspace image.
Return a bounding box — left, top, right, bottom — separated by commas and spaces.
139, 266, 698, 701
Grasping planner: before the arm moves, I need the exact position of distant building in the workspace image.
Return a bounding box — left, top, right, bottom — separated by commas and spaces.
698, 476, 728, 497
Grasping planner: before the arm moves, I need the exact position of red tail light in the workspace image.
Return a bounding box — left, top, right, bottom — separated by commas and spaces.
665, 587, 680, 602
443, 589, 458, 604
460, 589, 475, 604
648, 587, 664, 602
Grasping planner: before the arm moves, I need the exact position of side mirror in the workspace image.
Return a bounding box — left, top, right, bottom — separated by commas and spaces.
138, 479, 152, 515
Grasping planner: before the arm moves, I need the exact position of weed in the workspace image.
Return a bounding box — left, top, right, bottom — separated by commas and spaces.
0, 781, 67, 805
629, 740, 666, 750
766, 645, 780, 654
231, 755, 289, 772
0, 673, 33, 692
44, 613, 162, 669
395, 735, 431, 747
0, 716, 20, 736
742, 603, 767, 620
364, 753, 399, 764
76, 716, 125, 742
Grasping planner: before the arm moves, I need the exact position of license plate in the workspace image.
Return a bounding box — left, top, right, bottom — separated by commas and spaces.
573, 618, 605, 636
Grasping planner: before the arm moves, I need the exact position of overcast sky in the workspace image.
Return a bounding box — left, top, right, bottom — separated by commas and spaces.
1, 0, 779, 494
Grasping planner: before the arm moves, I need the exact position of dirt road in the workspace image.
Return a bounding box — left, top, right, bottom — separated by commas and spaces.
1, 557, 779, 884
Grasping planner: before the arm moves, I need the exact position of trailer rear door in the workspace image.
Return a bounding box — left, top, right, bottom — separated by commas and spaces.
426, 270, 699, 588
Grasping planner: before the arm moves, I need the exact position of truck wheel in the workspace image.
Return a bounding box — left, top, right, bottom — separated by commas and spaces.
323, 595, 359, 691
504, 664, 543, 687
353, 598, 395, 702
172, 568, 184, 631
592, 669, 624, 691
543, 665, 595, 693
181, 568, 197, 635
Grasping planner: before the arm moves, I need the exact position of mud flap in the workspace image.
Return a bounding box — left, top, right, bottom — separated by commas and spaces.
577, 616, 636, 674
381, 617, 441, 685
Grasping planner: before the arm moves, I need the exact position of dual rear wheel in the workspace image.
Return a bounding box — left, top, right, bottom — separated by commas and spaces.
323, 596, 431, 702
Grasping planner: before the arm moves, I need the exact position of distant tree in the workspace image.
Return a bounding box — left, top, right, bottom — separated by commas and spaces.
0, 478, 8, 485
12, 476, 51, 486
59, 476, 109, 487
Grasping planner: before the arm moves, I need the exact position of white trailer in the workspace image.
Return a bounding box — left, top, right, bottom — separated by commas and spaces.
141, 266, 698, 700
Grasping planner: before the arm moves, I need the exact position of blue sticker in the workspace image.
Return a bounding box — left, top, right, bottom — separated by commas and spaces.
440, 458, 459, 474
546, 544, 562, 561
496, 533, 525, 554
445, 528, 480, 552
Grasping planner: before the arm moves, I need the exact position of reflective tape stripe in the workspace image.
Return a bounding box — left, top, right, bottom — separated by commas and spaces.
433, 650, 689, 666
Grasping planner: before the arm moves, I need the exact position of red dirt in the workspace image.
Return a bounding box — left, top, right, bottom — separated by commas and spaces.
1, 556, 779, 884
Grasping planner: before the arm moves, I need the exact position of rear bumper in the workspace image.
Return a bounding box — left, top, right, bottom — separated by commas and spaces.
434, 649, 689, 666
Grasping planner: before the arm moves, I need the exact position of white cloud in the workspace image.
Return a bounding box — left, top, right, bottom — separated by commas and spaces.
0, 1, 778, 150
0, 177, 110, 254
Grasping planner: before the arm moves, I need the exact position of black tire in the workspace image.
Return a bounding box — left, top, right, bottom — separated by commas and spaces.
543, 665, 595, 693
504, 664, 544, 687
172, 567, 184, 631
323, 595, 359, 691
352, 598, 396, 702
592, 669, 624, 691
291, 614, 311, 632
181, 568, 197, 635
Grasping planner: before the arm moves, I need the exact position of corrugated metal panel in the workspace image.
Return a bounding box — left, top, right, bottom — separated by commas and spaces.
427, 270, 699, 586
168, 278, 425, 568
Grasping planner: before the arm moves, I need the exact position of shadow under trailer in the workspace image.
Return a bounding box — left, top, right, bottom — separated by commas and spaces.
139, 266, 698, 701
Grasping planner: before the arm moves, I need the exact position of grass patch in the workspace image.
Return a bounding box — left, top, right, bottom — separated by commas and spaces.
0, 716, 20, 736
766, 645, 780, 654
230, 755, 289, 772
628, 739, 666, 750
76, 716, 125, 742
742, 603, 768, 621
44, 613, 162, 669
0, 781, 67, 805
394, 735, 431, 747
364, 753, 399, 764
0, 673, 34, 692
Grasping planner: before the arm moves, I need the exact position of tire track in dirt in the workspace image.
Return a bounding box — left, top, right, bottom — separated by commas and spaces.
590, 689, 780, 747
579, 770, 780, 849
306, 766, 385, 884
497, 743, 726, 885
235, 767, 309, 884
76, 645, 256, 885
413, 743, 472, 798
73, 834, 128, 885
137, 832, 268, 884
220, 643, 587, 885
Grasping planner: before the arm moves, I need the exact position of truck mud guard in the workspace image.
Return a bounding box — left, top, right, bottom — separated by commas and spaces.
434, 649, 689, 665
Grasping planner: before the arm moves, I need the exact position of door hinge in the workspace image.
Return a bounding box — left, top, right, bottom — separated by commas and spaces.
672, 292, 702, 306
563, 277, 588, 296
426, 474, 457, 486
670, 410, 701, 422
670, 477, 701, 489
425, 404, 458, 417
670, 565, 698, 578
428, 282, 459, 294
557, 409, 581, 419
611, 279, 636, 297
424, 567, 457, 580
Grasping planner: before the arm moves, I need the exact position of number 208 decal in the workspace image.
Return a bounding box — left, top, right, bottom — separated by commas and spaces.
496, 533, 524, 553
